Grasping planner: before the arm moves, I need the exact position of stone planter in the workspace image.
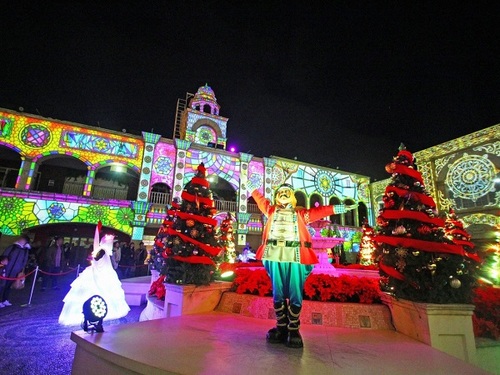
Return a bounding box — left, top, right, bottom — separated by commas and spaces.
140, 279, 232, 321
381, 294, 477, 364
216, 292, 393, 330
164, 282, 232, 317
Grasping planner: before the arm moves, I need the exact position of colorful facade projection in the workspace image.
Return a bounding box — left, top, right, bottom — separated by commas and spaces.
0, 110, 143, 236
371, 124, 499, 252
0, 84, 419, 244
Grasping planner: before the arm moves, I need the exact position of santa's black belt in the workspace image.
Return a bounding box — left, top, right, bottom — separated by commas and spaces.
266, 240, 311, 248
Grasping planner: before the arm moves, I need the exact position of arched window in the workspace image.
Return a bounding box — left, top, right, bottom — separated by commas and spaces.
344, 199, 356, 226
329, 196, 342, 224
309, 193, 322, 209
295, 190, 307, 208
357, 202, 368, 226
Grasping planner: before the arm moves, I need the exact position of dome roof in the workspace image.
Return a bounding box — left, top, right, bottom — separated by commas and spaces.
193, 84, 217, 103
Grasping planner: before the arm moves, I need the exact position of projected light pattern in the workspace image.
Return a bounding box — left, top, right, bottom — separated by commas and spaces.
61, 130, 139, 158
248, 161, 265, 190
20, 124, 51, 148
0, 195, 133, 236
446, 154, 496, 201
289, 165, 357, 201
0, 116, 14, 137
194, 125, 217, 145
184, 150, 240, 189
151, 143, 176, 186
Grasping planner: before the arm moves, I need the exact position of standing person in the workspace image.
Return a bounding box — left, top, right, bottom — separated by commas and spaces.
250, 183, 354, 348
41, 236, 64, 291
135, 242, 147, 276
120, 242, 134, 278
127, 242, 136, 277
1, 234, 30, 307
59, 223, 130, 325
111, 241, 121, 276
0, 255, 9, 308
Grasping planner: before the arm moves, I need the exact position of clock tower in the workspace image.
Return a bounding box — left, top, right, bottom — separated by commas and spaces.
173, 84, 228, 150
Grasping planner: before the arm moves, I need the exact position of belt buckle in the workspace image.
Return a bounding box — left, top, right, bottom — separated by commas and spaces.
277, 240, 285, 247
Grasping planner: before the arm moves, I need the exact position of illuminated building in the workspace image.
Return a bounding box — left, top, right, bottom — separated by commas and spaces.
0, 85, 370, 248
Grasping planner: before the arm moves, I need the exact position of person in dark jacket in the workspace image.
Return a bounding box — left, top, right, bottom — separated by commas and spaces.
1, 234, 31, 307
41, 236, 64, 290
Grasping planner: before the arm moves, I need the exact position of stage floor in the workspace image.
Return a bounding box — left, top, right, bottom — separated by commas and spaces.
71, 311, 488, 375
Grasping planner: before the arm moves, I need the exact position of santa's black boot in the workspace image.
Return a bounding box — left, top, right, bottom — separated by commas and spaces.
286, 304, 303, 348
266, 301, 288, 343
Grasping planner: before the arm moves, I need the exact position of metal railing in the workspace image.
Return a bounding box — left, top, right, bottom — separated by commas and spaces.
62, 181, 128, 200
149, 191, 172, 205
43, 181, 261, 215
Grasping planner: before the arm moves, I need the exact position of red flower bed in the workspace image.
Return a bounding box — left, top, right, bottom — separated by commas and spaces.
231, 268, 381, 304
472, 286, 500, 340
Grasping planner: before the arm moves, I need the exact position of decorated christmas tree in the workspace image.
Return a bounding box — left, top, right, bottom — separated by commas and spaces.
150, 163, 223, 285
218, 212, 236, 264
359, 218, 376, 266
374, 144, 480, 303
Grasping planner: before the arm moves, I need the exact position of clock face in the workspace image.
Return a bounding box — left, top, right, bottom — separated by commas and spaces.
446, 154, 495, 201
195, 125, 216, 145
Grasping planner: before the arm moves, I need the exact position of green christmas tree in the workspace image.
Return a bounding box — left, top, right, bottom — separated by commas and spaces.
359, 218, 376, 266
150, 163, 223, 285
374, 144, 480, 303
218, 212, 236, 264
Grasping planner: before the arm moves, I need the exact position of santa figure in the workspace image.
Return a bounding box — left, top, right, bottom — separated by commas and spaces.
250, 183, 353, 348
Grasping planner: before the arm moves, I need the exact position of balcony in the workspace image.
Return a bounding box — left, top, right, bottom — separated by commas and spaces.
149, 190, 261, 214
62, 181, 128, 200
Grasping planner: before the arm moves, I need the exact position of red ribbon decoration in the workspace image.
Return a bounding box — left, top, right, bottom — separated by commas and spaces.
181, 191, 214, 208
453, 239, 475, 249
374, 235, 481, 262
379, 261, 405, 281
392, 164, 424, 184
172, 255, 215, 266
172, 210, 217, 226
385, 186, 436, 207
166, 227, 223, 257
379, 210, 444, 226
191, 177, 209, 188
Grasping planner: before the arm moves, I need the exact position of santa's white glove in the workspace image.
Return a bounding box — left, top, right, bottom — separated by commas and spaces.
246, 179, 258, 195
334, 204, 358, 214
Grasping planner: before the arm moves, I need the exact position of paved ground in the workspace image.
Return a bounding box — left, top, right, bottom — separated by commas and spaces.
0, 272, 493, 375
0, 272, 143, 375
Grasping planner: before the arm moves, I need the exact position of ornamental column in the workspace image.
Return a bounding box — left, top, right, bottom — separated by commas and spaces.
15, 157, 37, 190
236, 152, 253, 245
130, 131, 162, 240
263, 157, 276, 200
172, 139, 192, 203
82, 167, 95, 197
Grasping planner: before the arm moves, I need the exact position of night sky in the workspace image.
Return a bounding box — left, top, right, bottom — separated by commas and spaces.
1, 2, 498, 180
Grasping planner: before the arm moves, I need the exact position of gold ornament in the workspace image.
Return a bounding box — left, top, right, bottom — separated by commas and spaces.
412, 250, 420, 256
396, 247, 408, 258
427, 263, 436, 275
396, 259, 406, 272
449, 278, 461, 288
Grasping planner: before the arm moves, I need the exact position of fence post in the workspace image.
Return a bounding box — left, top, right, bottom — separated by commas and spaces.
21, 266, 39, 307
